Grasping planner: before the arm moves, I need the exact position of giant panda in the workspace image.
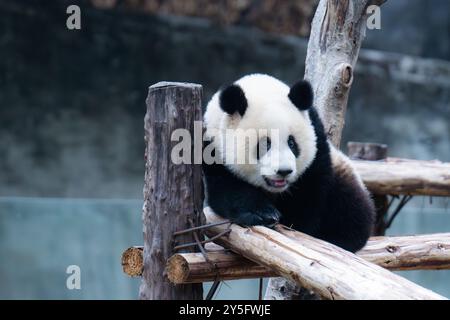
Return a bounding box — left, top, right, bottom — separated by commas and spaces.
203, 74, 375, 252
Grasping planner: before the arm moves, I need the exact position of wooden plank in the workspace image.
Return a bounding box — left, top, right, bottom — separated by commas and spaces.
355, 158, 450, 196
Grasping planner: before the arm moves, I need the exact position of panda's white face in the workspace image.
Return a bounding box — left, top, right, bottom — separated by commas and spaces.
204, 74, 318, 193
257, 129, 301, 193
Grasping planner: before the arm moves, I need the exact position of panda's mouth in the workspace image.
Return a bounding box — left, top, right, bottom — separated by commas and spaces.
263, 177, 288, 188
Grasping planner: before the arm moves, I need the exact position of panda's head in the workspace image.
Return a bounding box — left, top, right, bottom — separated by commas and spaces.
204, 74, 317, 193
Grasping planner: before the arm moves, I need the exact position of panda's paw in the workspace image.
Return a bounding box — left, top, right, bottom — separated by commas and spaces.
233, 207, 281, 228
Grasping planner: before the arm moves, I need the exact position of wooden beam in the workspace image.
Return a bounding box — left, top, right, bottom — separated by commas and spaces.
123, 233, 450, 280
202, 207, 446, 300
278, 227, 450, 271
358, 233, 450, 270
139, 82, 204, 300
166, 251, 271, 284
354, 158, 450, 197
164, 233, 450, 283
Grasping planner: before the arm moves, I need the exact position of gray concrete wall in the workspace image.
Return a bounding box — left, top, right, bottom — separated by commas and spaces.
1, 1, 448, 198
0, 1, 449, 299
363, 0, 450, 60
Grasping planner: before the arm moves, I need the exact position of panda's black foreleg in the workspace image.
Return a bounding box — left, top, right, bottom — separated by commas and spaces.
203, 164, 280, 227
231, 206, 280, 227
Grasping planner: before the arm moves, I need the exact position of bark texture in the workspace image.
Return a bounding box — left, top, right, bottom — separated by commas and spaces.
139, 82, 203, 300
304, 0, 386, 147
124, 232, 450, 280
353, 158, 450, 197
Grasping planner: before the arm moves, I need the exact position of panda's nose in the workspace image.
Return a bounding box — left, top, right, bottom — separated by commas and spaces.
277, 169, 293, 177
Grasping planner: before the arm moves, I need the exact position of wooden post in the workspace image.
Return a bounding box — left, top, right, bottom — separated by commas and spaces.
139, 82, 203, 300
348, 142, 389, 235
266, 0, 387, 300
352, 158, 450, 196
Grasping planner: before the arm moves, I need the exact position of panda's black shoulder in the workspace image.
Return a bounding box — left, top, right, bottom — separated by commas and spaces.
303, 107, 333, 177
307, 107, 326, 143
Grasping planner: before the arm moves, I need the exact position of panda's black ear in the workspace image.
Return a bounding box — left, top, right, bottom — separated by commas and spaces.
288, 80, 313, 111
219, 84, 248, 116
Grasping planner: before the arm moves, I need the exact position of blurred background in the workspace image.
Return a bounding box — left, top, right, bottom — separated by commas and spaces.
0, 0, 449, 299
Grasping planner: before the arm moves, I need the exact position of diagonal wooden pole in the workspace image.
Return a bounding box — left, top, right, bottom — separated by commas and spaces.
203, 208, 445, 300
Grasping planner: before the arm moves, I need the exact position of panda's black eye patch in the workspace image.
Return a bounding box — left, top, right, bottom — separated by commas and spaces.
256, 136, 271, 160
288, 135, 300, 157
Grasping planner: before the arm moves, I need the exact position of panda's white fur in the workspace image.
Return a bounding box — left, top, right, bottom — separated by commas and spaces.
204, 74, 317, 193
203, 73, 375, 252
329, 143, 368, 191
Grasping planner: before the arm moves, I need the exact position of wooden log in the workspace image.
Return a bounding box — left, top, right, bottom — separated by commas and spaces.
124, 233, 450, 281
278, 228, 450, 271
305, 0, 387, 148
122, 246, 143, 277
359, 233, 450, 270
124, 230, 450, 280
139, 82, 204, 300
203, 207, 446, 300
353, 158, 450, 196
161, 233, 450, 283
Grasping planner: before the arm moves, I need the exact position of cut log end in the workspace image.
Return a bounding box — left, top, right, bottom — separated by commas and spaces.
121, 247, 143, 277
166, 255, 190, 284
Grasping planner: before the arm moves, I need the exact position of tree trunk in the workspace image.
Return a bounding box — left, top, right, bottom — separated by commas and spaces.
305, 0, 387, 148
139, 82, 203, 300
